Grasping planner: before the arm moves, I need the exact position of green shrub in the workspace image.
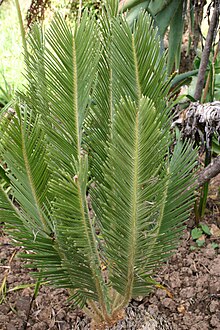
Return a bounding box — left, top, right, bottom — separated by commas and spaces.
0, 1, 197, 327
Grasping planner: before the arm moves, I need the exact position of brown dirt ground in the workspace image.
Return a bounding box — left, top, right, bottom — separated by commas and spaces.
0, 176, 220, 330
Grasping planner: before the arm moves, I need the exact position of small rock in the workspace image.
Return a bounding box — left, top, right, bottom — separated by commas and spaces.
196, 275, 209, 287
0, 304, 10, 314
148, 296, 159, 305
209, 281, 220, 294
155, 289, 167, 300
56, 309, 66, 320
204, 247, 216, 259
15, 296, 30, 315
183, 312, 194, 326
177, 304, 186, 314
196, 289, 208, 300
38, 307, 51, 323
210, 256, 220, 276
6, 324, 17, 330
210, 314, 220, 327
210, 224, 220, 237
32, 321, 48, 330
169, 272, 181, 288
147, 304, 159, 317
0, 315, 10, 323
190, 321, 210, 330
7, 275, 15, 284
161, 298, 176, 312
180, 287, 195, 299
17, 310, 27, 319
209, 300, 219, 313
182, 276, 191, 287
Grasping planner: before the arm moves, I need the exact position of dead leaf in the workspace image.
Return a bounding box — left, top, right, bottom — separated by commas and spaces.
197, 234, 206, 241
210, 224, 220, 237
155, 284, 173, 299
177, 304, 185, 314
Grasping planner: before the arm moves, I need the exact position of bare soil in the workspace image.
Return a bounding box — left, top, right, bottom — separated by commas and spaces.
0, 177, 220, 330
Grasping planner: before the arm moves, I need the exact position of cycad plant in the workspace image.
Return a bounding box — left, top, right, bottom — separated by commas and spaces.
0, 0, 197, 328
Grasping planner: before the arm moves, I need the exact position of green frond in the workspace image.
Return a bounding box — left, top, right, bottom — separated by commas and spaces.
0, 106, 107, 308
19, 13, 100, 175
0, 106, 69, 289
93, 96, 170, 303
49, 155, 108, 305
92, 96, 197, 305
135, 140, 198, 288
111, 13, 168, 103
86, 12, 169, 184
0, 104, 51, 234
43, 13, 100, 166
0, 183, 21, 224
0, 14, 108, 308
105, 0, 119, 17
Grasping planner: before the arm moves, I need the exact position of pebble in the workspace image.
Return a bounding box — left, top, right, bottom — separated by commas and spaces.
6, 324, 17, 330
147, 304, 159, 317
156, 289, 167, 300
209, 282, 220, 294
204, 247, 216, 259
209, 300, 219, 313
32, 321, 48, 330
15, 296, 30, 315
169, 272, 181, 288
210, 314, 220, 328
210, 256, 220, 276
161, 298, 176, 312
180, 287, 195, 299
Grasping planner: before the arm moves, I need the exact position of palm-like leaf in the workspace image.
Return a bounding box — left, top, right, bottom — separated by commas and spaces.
93, 96, 197, 308
44, 13, 100, 165
87, 12, 169, 183
0, 105, 69, 289
87, 10, 197, 311
97, 96, 169, 296
0, 13, 108, 310
120, 0, 187, 74
142, 140, 197, 277
0, 105, 50, 233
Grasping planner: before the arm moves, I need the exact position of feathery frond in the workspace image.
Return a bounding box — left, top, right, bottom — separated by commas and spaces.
86, 12, 169, 184
93, 96, 169, 302
0, 104, 51, 233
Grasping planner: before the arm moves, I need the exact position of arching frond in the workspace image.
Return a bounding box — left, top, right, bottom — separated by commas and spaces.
20, 13, 101, 174
94, 96, 170, 301
92, 97, 197, 307
137, 140, 198, 286
0, 104, 51, 233
0, 105, 69, 290
49, 155, 108, 306
0, 14, 107, 309
43, 13, 100, 167
86, 12, 169, 184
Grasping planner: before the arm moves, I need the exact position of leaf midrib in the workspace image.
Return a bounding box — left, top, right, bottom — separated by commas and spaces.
72, 38, 80, 155
20, 115, 48, 232
125, 110, 140, 302
72, 36, 108, 313
120, 33, 141, 306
